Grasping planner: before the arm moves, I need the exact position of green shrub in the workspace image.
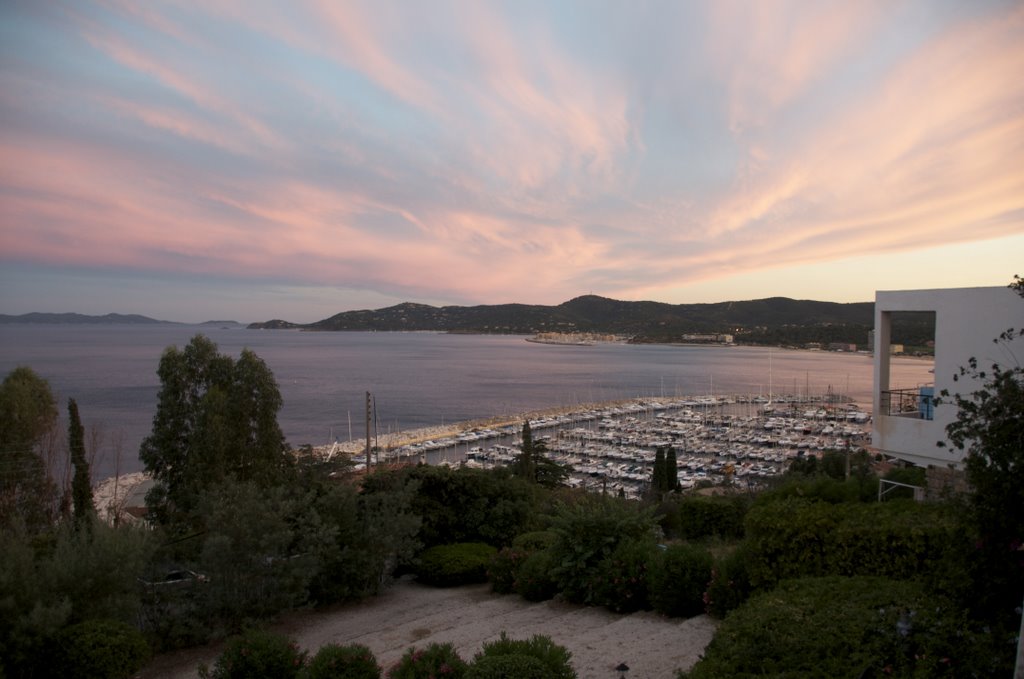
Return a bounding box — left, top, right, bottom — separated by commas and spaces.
744, 497, 958, 590
648, 543, 714, 618
471, 633, 576, 679
303, 643, 380, 679
466, 654, 548, 678
199, 629, 306, 679
510, 531, 557, 552
882, 466, 926, 500
592, 538, 659, 613
416, 543, 497, 587
680, 576, 1011, 678
702, 543, 752, 618
675, 496, 748, 540
546, 496, 658, 604
513, 550, 559, 602
387, 642, 468, 679
51, 619, 150, 679
487, 547, 528, 594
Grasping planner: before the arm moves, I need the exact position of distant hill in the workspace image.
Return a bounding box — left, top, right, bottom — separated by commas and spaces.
0, 312, 171, 325
199, 320, 243, 326
248, 295, 909, 347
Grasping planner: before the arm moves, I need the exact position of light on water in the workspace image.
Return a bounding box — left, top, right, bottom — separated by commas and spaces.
0, 325, 935, 479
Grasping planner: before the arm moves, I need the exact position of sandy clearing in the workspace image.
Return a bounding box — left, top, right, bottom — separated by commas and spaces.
139, 577, 717, 678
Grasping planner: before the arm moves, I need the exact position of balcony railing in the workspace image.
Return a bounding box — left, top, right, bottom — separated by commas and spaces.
880, 387, 935, 420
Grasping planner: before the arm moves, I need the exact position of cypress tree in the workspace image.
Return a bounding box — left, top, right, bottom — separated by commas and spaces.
652, 447, 666, 495
516, 420, 536, 482
67, 398, 94, 528
665, 446, 679, 492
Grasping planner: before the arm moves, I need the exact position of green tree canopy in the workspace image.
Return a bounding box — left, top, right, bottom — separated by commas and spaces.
67, 398, 95, 529
0, 366, 58, 529
140, 335, 290, 525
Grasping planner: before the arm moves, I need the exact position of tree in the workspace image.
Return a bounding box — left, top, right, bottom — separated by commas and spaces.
937, 276, 1023, 628
514, 420, 536, 483
140, 335, 290, 525
68, 398, 95, 529
665, 446, 679, 492
651, 447, 666, 496
0, 367, 58, 529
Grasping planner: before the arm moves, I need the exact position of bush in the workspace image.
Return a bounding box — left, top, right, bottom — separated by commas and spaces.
513, 550, 559, 602
199, 629, 306, 679
702, 543, 752, 618
466, 654, 549, 678
416, 543, 497, 587
648, 543, 713, 618
304, 643, 380, 679
675, 496, 749, 541
592, 538, 659, 613
487, 547, 527, 594
743, 497, 958, 590
51, 619, 150, 679
680, 576, 1011, 678
510, 531, 557, 552
387, 642, 468, 679
546, 496, 658, 604
471, 633, 576, 679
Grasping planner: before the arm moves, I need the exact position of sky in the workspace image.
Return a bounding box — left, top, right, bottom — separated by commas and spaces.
1, 1, 1022, 324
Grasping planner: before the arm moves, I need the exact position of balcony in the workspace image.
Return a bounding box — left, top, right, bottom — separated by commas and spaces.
880, 386, 934, 420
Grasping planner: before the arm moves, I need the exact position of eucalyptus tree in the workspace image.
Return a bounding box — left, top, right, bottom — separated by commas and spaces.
0, 366, 58, 529
140, 335, 290, 525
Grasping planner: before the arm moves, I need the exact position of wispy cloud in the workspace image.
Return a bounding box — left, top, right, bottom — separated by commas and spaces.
1, 1, 1021, 319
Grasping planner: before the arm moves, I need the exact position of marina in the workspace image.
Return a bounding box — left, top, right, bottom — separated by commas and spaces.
322, 392, 873, 498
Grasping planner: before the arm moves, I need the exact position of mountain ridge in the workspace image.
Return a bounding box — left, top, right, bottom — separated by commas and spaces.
247, 294, 900, 346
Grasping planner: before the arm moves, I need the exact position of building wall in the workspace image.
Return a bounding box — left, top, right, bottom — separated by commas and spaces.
872, 286, 1024, 468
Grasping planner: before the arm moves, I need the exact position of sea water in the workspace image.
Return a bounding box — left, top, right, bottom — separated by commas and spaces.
0, 324, 935, 479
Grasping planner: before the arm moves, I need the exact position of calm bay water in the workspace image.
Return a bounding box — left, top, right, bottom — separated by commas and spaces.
0, 324, 934, 479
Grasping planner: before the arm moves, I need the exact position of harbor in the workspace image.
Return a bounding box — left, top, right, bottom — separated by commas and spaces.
315, 393, 873, 498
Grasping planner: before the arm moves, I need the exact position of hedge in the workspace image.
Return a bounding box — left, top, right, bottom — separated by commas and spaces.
416, 543, 497, 587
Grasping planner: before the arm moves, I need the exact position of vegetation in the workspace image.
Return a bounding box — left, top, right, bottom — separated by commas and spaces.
648, 543, 714, 617
304, 643, 381, 679
51, 619, 150, 679
680, 576, 1004, 679
198, 629, 306, 679
0, 366, 59, 530
67, 398, 95, 528
387, 642, 468, 679
140, 335, 293, 527
470, 633, 575, 679
415, 542, 497, 587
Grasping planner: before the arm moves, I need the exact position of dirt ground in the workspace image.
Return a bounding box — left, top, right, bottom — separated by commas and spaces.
139, 577, 717, 678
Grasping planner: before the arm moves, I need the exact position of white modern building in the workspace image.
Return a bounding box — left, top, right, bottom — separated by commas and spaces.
872, 286, 1024, 469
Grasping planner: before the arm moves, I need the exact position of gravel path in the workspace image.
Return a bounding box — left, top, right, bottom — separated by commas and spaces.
139, 577, 717, 678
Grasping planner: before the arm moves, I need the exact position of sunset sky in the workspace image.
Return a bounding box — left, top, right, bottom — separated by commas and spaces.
1, 1, 1022, 323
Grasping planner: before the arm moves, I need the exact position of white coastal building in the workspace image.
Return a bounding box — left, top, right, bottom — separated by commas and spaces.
872, 285, 1024, 469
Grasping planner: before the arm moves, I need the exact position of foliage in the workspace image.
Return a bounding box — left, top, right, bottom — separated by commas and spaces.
592, 537, 659, 613
513, 420, 536, 482
546, 495, 659, 605
471, 632, 576, 679
758, 471, 877, 505
679, 576, 1012, 679
882, 466, 926, 500
386, 642, 468, 679
363, 465, 536, 549
743, 497, 958, 590
937, 325, 1024, 626
665, 447, 679, 492
303, 643, 381, 679
416, 542, 497, 587
674, 495, 749, 540
0, 517, 153, 676
466, 654, 548, 678
51, 619, 150, 679
199, 629, 306, 679
651, 447, 665, 496
703, 542, 753, 618
67, 398, 95, 528
0, 366, 58, 530
141, 335, 292, 526
487, 547, 527, 595
513, 550, 559, 602
511, 530, 557, 552
648, 543, 714, 618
